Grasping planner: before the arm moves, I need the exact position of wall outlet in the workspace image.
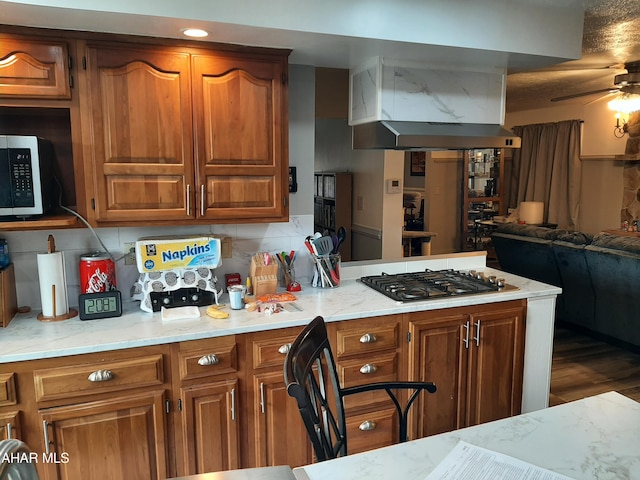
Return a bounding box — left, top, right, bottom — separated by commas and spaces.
123, 242, 136, 266
221, 237, 232, 259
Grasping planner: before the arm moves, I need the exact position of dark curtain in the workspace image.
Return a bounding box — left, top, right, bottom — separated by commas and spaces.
508, 119, 582, 230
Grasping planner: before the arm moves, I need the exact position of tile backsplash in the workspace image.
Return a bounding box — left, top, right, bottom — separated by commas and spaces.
2, 215, 315, 311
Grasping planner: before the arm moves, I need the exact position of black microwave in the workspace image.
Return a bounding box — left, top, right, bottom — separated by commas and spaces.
0, 135, 57, 217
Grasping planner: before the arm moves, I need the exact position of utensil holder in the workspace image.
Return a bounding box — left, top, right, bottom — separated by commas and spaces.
281, 264, 295, 288
312, 254, 340, 288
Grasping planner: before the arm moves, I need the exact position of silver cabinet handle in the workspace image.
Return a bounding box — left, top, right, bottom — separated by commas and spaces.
359, 333, 377, 344
463, 321, 470, 349
474, 320, 481, 346
278, 343, 292, 355
197, 354, 220, 366
359, 364, 378, 374
43, 420, 51, 455
359, 420, 377, 431
186, 184, 191, 216
259, 382, 265, 414
200, 184, 205, 216
231, 387, 236, 421
88, 369, 113, 382
6, 423, 13, 439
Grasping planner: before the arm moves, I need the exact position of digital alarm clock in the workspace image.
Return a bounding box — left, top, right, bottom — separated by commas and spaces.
78, 290, 123, 321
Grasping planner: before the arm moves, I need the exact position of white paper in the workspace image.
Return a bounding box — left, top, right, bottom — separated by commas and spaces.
425, 441, 575, 480
161, 306, 201, 321
37, 251, 69, 317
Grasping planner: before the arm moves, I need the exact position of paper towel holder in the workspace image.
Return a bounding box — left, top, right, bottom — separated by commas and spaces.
37, 235, 78, 322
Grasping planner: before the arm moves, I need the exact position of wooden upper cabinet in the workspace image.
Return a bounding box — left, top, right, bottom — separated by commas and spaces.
81, 44, 195, 222
191, 53, 289, 222
0, 36, 71, 99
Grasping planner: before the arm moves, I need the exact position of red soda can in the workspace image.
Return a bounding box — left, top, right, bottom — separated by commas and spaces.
80, 252, 116, 293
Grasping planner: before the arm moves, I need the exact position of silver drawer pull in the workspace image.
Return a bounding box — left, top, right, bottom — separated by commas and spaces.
359, 420, 377, 431
6, 423, 13, 439
278, 343, 292, 355
359, 333, 377, 344
359, 364, 378, 374
88, 369, 113, 382
197, 354, 220, 366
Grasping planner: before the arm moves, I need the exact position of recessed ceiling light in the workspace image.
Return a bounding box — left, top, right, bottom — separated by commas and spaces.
182, 28, 209, 38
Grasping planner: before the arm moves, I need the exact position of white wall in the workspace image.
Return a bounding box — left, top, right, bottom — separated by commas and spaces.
381, 151, 405, 259
425, 151, 462, 253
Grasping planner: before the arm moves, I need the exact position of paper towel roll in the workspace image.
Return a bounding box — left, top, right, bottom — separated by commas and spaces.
37, 251, 69, 317
519, 201, 544, 225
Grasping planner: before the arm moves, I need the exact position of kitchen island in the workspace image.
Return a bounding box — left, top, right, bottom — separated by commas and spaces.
294, 391, 640, 480
1, 252, 560, 413
0, 253, 561, 478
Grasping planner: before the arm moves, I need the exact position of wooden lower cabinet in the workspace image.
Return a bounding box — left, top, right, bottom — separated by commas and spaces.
5, 302, 527, 477
178, 380, 240, 474
0, 411, 21, 441
245, 327, 313, 468
173, 337, 241, 476
407, 300, 526, 438
38, 391, 168, 480
0, 371, 22, 441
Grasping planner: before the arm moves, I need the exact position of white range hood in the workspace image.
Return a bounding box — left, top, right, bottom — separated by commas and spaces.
350, 57, 520, 150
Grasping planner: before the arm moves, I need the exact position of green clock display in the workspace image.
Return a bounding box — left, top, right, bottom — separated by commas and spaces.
79, 290, 122, 320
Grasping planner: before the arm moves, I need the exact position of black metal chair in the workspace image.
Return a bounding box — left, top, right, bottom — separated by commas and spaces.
284, 316, 436, 461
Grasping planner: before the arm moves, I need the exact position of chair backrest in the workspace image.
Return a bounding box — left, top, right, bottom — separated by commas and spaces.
284, 316, 347, 461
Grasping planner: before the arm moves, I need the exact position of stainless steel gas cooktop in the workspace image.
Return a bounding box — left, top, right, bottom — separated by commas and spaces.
359, 269, 516, 302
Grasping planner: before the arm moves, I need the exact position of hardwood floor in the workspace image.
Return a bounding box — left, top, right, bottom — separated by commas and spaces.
550, 326, 640, 406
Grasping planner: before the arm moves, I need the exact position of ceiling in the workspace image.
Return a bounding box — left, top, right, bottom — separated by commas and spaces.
505, 0, 640, 112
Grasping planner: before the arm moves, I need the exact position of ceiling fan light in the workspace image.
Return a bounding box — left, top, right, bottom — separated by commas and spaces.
607, 94, 640, 114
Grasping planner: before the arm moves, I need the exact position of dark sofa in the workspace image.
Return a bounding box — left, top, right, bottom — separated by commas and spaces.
492, 224, 639, 349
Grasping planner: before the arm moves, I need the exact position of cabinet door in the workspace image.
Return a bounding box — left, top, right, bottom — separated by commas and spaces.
466, 304, 525, 426
250, 370, 312, 468
191, 53, 288, 222
408, 312, 469, 437
178, 379, 240, 475
39, 390, 168, 480
82, 44, 194, 222
0, 411, 21, 441
0, 37, 71, 99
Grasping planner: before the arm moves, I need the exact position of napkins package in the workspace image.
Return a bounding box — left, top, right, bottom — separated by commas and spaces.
135, 235, 222, 273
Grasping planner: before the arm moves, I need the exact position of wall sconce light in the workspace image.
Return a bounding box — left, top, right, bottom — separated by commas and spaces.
614, 113, 628, 138
608, 94, 640, 138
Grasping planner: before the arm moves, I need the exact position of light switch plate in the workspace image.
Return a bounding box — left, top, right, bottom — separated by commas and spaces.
386, 178, 402, 194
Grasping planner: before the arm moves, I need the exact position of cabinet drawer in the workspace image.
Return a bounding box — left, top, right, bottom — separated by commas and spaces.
252, 334, 299, 370
178, 342, 238, 382
0, 373, 17, 406
337, 353, 398, 388
333, 317, 399, 358
33, 354, 164, 403
337, 353, 399, 410
345, 408, 397, 455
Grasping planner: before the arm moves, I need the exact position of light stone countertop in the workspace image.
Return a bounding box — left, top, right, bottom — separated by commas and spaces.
0, 254, 561, 364
293, 391, 640, 480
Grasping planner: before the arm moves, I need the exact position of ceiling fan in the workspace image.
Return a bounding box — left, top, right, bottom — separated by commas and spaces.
550, 60, 640, 104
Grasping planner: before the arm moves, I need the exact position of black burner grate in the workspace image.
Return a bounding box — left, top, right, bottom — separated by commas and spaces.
359, 269, 502, 302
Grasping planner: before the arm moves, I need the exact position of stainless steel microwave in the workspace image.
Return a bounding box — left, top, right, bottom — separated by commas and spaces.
0, 135, 57, 217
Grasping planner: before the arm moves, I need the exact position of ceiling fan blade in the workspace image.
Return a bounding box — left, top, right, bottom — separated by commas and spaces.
550, 88, 619, 102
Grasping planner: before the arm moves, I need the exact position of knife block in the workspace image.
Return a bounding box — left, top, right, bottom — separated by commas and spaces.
250, 254, 278, 297
1, 263, 18, 328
